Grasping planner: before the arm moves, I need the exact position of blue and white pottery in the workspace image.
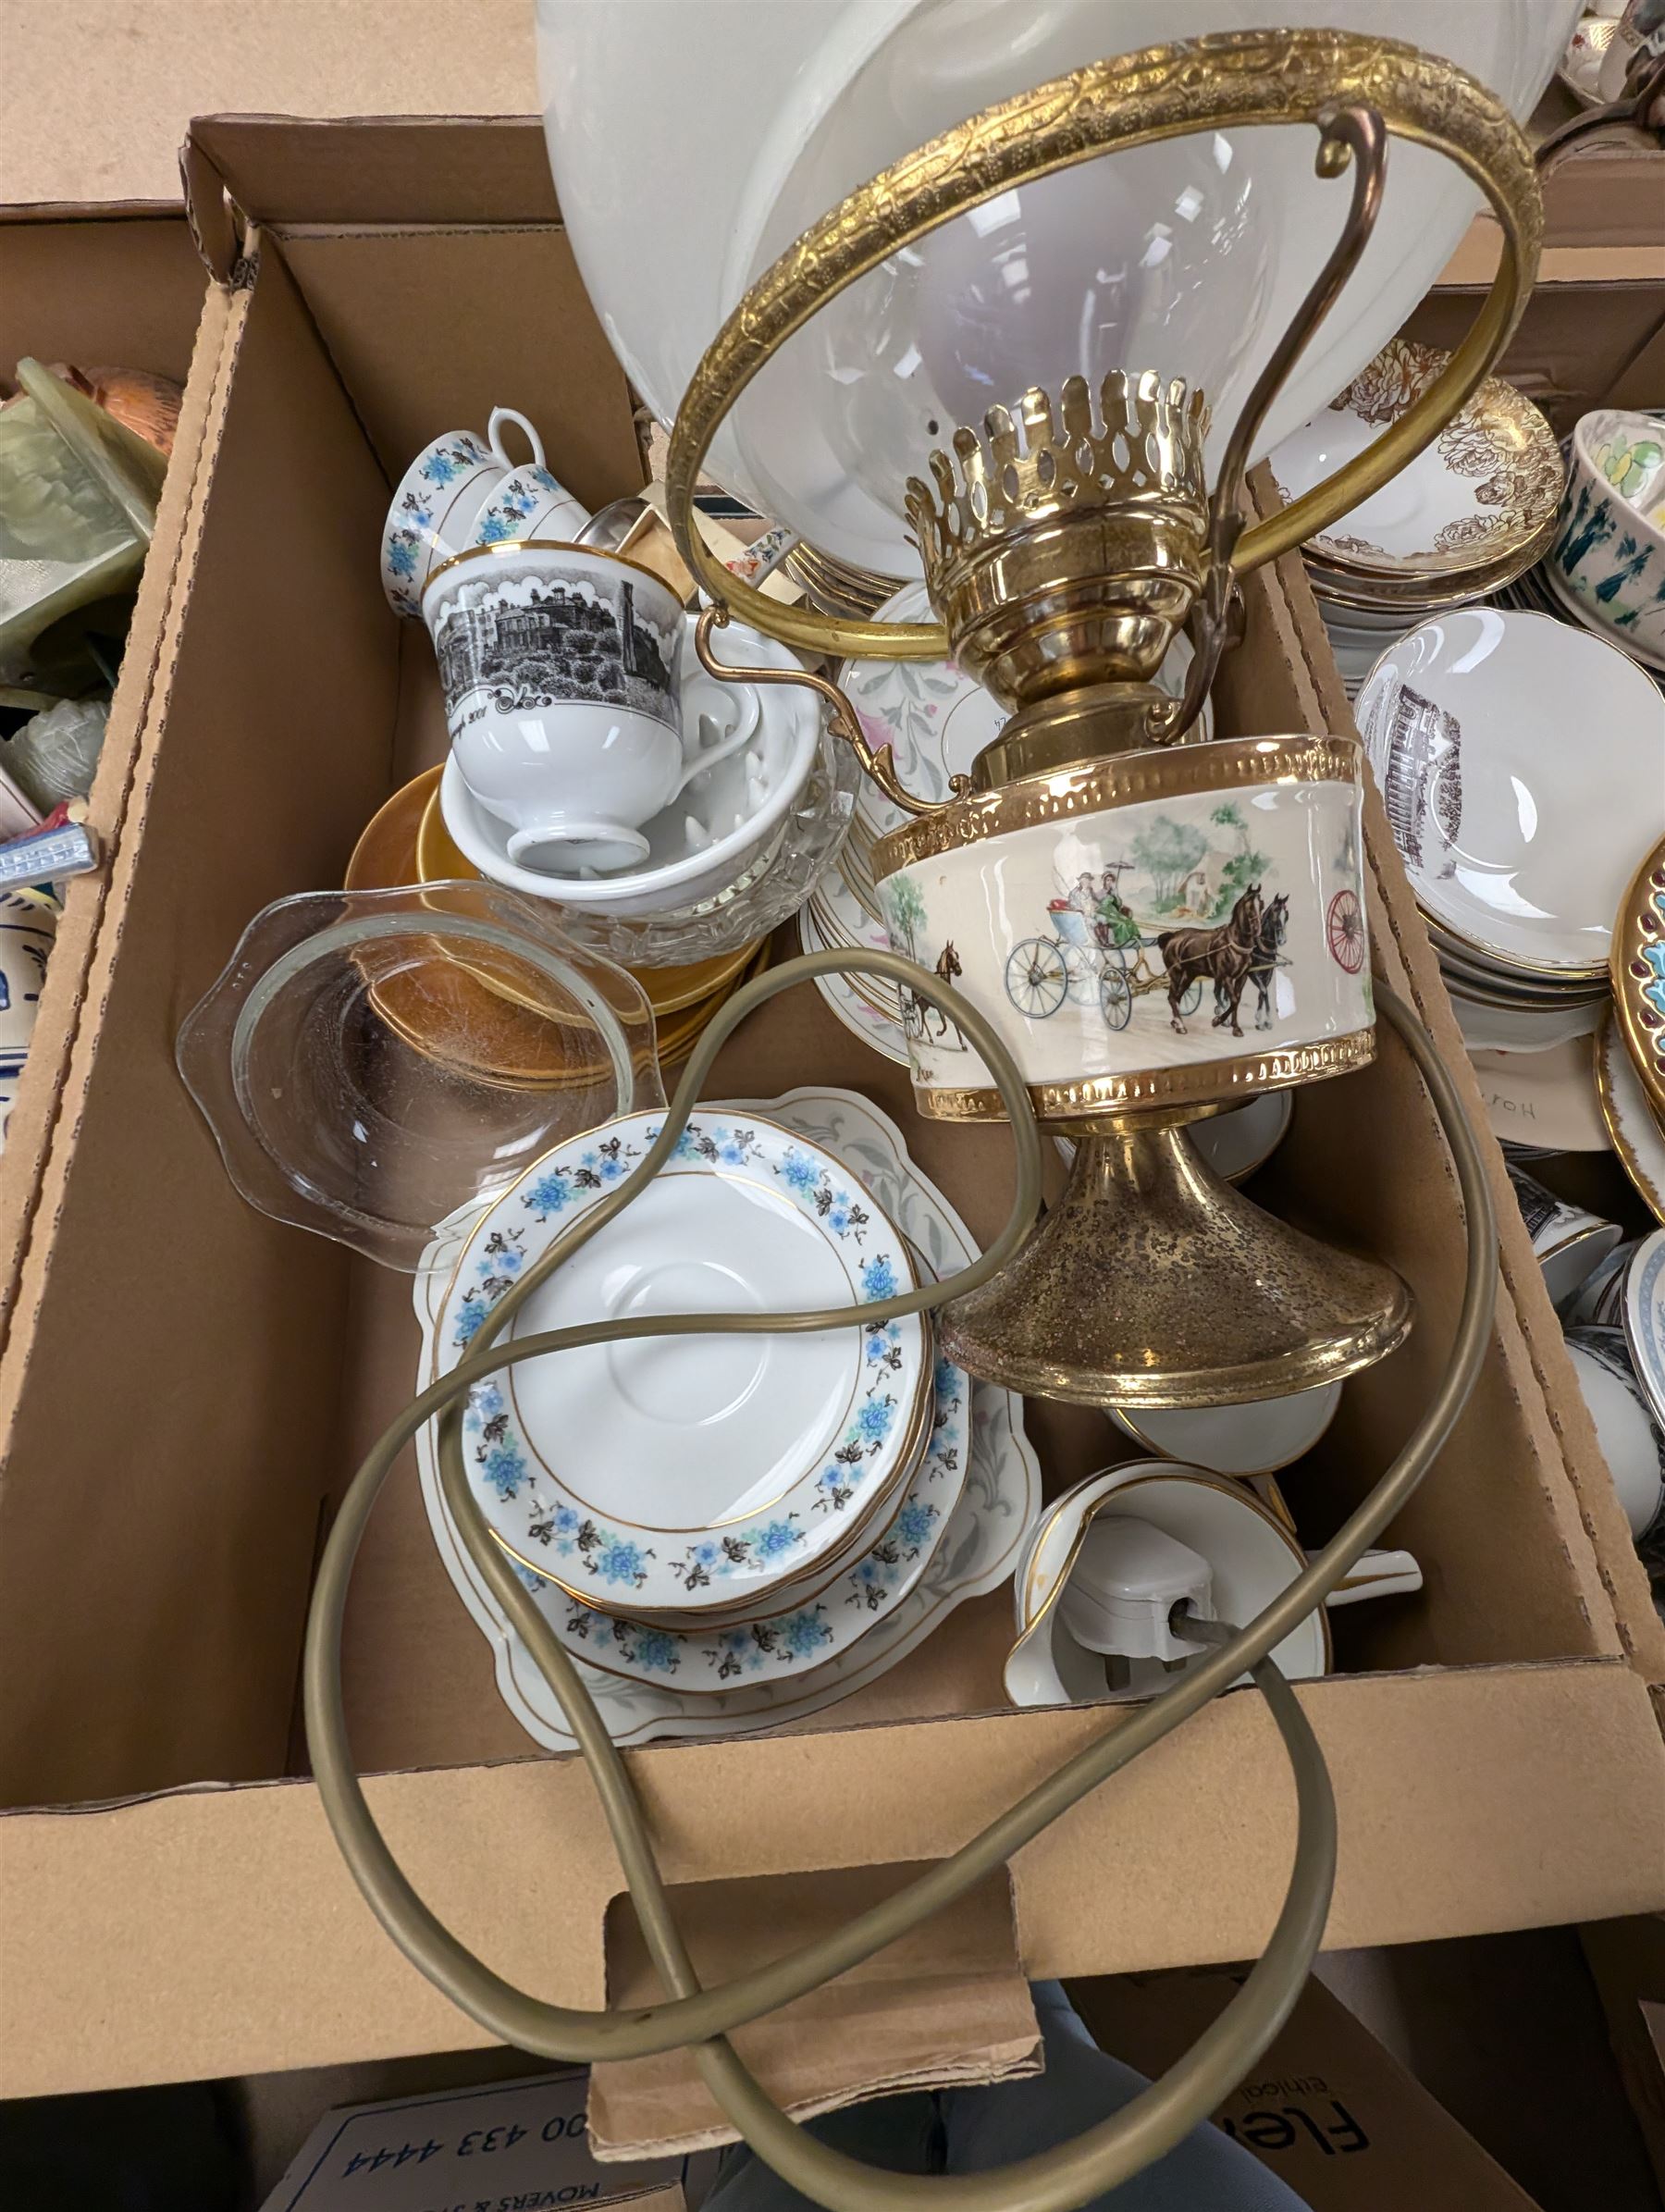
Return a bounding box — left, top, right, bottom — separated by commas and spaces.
1548, 410, 1665, 670
469, 462, 588, 550
379, 406, 547, 619
413, 1083, 1042, 1750
433, 1107, 931, 1619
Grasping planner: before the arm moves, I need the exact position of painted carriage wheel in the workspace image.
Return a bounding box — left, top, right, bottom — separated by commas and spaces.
1179, 977, 1204, 1016
1326, 887, 1365, 974
1005, 937, 1069, 1019
1099, 965, 1134, 1032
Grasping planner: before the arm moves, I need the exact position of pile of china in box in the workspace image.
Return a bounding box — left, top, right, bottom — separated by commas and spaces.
1338, 372, 1665, 1611
176, 357, 1460, 1753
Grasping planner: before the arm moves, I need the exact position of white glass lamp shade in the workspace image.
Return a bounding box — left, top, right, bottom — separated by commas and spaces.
538, 0, 1573, 577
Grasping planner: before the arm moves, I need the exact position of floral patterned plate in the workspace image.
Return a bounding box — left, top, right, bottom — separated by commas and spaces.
1270, 338, 1562, 582
434, 1109, 929, 1616
507, 1337, 967, 1693
797, 892, 910, 1067
413, 1085, 1041, 1749
838, 582, 1209, 846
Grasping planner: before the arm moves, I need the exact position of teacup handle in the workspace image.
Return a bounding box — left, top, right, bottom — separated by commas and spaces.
667, 686, 765, 809
487, 406, 547, 473
1321, 1546, 1423, 1610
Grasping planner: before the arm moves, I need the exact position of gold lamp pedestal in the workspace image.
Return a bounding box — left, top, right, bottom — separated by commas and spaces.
939, 1112, 1412, 1408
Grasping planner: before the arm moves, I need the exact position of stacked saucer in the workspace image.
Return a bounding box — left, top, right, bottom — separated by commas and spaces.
1356, 604, 1665, 1167
415, 1086, 1040, 1749
1269, 337, 1564, 697
428, 1104, 977, 1706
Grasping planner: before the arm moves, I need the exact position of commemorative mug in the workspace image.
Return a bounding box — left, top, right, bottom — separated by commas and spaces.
423, 540, 756, 873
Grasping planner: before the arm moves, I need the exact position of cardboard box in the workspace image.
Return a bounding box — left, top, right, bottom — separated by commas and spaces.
1582, 1915, 1665, 2201
0, 115, 1661, 2107
258, 2065, 704, 2211
1071, 1967, 1546, 2209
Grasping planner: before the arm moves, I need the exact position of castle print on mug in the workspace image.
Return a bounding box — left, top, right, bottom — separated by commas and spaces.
422, 541, 752, 875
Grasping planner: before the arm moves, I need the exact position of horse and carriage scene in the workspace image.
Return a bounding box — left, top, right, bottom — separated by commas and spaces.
1003, 804, 1294, 1042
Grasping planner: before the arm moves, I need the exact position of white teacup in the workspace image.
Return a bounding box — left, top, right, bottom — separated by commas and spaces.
423, 541, 757, 873
470, 463, 589, 550
1565, 1238, 1638, 1329
1110, 1377, 1341, 1478
1505, 1162, 1622, 1310
1005, 1462, 1422, 1710
1564, 1325, 1665, 1544
380, 406, 547, 619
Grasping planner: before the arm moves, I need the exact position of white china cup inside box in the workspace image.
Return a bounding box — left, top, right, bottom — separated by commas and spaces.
438, 614, 821, 918
424, 542, 724, 874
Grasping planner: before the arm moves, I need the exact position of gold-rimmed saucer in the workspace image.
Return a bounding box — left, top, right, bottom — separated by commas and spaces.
1271, 336, 1563, 588
1612, 834, 1665, 1121
344, 768, 612, 1091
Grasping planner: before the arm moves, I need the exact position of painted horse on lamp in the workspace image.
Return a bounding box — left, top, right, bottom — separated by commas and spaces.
1157, 885, 1264, 1038
1215, 891, 1289, 1033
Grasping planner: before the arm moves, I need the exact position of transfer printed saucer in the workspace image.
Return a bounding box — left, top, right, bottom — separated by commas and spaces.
434, 1108, 928, 1614
415, 1086, 1040, 1749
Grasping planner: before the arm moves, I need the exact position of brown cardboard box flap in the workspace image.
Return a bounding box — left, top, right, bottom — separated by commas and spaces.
191, 114, 558, 239
1070, 1967, 1544, 2209
587, 1867, 1040, 2158
5, 1662, 1663, 2101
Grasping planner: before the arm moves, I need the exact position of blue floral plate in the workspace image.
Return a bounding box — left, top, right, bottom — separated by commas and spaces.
433, 1108, 931, 1616
415, 1085, 1041, 1748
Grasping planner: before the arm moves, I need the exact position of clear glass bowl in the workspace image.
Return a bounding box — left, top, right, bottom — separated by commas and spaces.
177, 881, 664, 1270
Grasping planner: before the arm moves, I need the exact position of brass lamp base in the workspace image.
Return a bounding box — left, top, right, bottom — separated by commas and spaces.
940, 1115, 1413, 1409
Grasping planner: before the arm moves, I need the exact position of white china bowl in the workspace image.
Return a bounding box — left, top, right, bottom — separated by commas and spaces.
1564, 1327, 1665, 1542
1356, 608, 1665, 980
1005, 1461, 1330, 1711
1110, 1377, 1342, 1478
438, 615, 820, 917
1444, 981, 1607, 1056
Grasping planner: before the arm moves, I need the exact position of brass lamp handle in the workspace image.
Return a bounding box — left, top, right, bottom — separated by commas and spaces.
665, 25, 1542, 665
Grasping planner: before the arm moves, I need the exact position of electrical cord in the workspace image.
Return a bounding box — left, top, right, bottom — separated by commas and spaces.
305, 951, 1495, 2212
